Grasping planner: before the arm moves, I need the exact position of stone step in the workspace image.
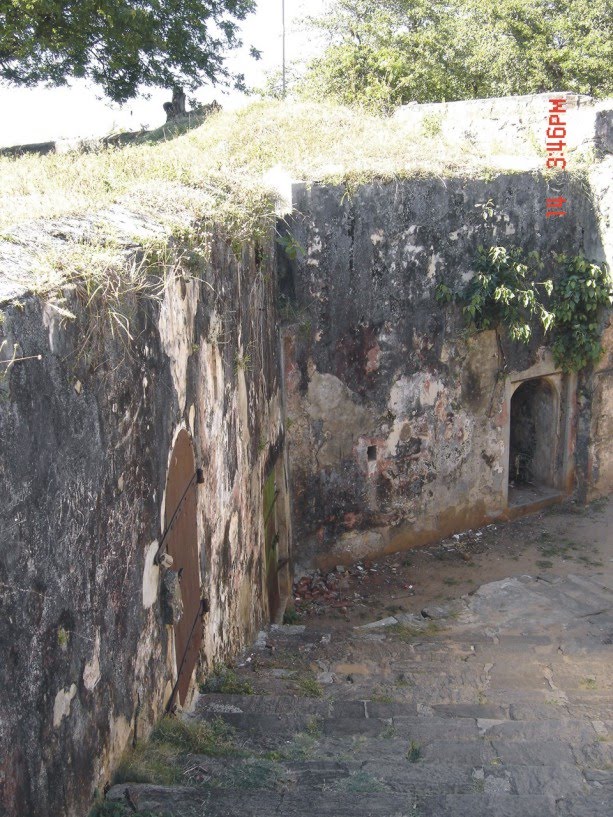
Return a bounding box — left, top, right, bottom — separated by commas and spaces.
196, 694, 523, 721
198, 694, 613, 725
556, 794, 613, 817
107, 784, 558, 816
196, 707, 599, 746
179, 755, 587, 797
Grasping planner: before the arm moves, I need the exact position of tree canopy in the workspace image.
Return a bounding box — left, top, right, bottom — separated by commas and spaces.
297, 0, 613, 110
0, 0, 257, 103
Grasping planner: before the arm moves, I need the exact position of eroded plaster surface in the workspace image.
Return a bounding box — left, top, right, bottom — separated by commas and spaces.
0, 227, 284, 817
281, 169, 611, 567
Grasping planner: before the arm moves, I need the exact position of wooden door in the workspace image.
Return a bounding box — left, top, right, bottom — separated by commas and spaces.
164, 429, 202, 705
263, 471, 280, 622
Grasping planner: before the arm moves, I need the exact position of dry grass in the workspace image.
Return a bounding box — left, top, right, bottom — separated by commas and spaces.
0, 100, 544, 236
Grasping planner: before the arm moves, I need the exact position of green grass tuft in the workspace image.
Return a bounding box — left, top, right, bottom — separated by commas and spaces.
113, 715, 237, 787
406, 740, 422, 762
296, 676, 324, 698
200, 665, 255, 695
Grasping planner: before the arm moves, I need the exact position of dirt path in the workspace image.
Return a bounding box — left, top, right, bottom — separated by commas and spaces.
291, 496, 612, 630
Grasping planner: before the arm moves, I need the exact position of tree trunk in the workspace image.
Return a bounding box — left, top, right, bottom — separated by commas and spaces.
163, 86, 187, 121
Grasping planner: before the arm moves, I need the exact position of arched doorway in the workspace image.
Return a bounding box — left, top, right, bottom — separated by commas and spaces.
164, 429, 202, 706
509, 378, 557, 492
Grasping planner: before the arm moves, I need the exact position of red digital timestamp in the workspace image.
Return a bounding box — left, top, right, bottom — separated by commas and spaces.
546, 98, 567, 219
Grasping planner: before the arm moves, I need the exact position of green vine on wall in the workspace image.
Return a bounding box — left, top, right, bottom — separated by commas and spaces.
436, 245, 612, 372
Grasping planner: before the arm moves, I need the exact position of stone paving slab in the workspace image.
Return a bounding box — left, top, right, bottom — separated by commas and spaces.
180, 756, 587, 797
195, 694, 331, 717
556, 795, 613, 817
488, 739, 578, 766
106, 570, 613, 817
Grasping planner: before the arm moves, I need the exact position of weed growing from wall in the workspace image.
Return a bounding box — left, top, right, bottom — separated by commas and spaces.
550, 254, 613, 371
436, 245, 612, 372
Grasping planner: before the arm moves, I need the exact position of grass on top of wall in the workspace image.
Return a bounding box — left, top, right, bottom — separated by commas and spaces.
0, 100, 558, 237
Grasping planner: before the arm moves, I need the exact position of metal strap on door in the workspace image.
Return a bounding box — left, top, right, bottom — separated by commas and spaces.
154, 467, 205, 567
166, 596, 210, 713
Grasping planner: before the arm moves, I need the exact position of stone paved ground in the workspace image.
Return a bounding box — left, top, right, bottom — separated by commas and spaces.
107, 502, 612, 817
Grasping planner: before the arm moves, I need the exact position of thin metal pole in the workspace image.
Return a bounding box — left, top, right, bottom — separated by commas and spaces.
282, 0, 286, 98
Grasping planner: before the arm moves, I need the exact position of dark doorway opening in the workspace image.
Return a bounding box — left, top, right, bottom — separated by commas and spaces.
509, 378, 559, 506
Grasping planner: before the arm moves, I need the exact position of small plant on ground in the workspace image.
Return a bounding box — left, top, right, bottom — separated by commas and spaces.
283, 731, 318, 760
371, 688, 394, 703
305, 715, 323, 736
200, 664, 255, 695
296, 675, 324, 698
388, 621, 441, 641
329, 770, 387, 793
381, 723, 397, 739
283, 606, 301, 624
221, 757, 292, 791
406, 740, 422, 762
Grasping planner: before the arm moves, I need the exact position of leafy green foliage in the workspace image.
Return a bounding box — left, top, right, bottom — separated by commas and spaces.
550, 254, 613, 372
0, 1, 258, 102
298, 0, 613, 110
446, 245, 555, 344
437, 246, 612, 372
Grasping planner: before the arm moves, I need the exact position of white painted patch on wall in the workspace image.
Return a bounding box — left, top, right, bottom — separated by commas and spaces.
385, 417, 409, 457
53, 684, 77, 727
189, 404, 196, 436
307, 231, 323, 266
83, 630, 101, 691
228, 511, 239, 563
237, 365, 250, 447
427, 253, 443, 280
158, 274, 200, 414
41, 301, 62, 354
143, 541, 160, 609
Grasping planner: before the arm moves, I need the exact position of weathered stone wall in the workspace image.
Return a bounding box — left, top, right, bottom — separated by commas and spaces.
0, 223, 285, 817
585, 152, 613, 500
280, 170, 610, 569
394, 92, 611, 168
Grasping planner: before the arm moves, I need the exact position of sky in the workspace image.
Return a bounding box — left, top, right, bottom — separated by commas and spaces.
0, 0, 328, 148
